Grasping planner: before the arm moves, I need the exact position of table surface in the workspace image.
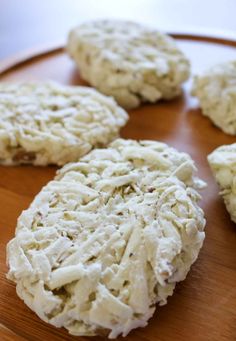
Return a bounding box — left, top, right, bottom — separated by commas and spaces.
0, 0, 236, 60
0, 36, 236, 341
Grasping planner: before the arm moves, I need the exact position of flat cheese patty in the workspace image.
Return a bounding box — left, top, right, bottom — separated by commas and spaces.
67, 20, 190, 109
208, 143, 236, 222
7, 139, 205, 338
192, 61, 236, 135
0, 81, 128, 165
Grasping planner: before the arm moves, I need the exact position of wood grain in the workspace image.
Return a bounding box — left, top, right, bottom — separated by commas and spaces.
0, 37, 236, 341
0, 324, 26, 341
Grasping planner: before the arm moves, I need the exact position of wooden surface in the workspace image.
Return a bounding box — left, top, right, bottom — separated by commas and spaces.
0, 37, 236, 341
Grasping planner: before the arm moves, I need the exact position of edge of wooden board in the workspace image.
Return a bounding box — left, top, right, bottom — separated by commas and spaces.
0, 32, 236, 76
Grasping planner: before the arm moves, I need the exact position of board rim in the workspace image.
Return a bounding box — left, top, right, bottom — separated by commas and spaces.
0, 32, 236, 76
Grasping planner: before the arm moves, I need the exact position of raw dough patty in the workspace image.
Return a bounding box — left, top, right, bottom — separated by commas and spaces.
0, 81, 128, 165
208, 143, 236, 222
192, 61, 236, 135
67, 20, 190, 109
7, 139, 205, 338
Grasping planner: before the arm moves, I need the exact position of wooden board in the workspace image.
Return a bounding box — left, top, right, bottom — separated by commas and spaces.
0, 35, 236, 341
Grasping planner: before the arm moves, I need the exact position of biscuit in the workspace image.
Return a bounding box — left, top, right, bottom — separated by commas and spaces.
208, 143, 236, 222
67, 20, 190, 108
0, 81, 128, 165
192, 61, 236, 135
7, 139, 205, 338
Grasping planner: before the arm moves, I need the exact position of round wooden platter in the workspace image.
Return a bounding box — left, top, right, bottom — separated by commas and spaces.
0, 35, 236, 341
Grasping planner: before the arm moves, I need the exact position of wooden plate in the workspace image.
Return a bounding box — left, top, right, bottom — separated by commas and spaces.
0, 35, 236, 341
